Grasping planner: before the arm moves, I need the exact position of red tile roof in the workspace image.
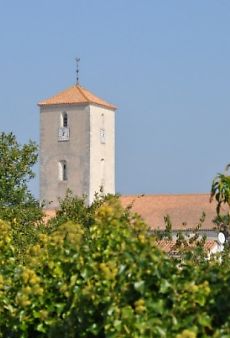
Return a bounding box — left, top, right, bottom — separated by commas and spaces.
157, 239, 218, 254
38, 84, 117, 110
120, 194, 223, 230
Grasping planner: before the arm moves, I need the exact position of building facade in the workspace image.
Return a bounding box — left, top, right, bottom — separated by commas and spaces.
38, 84, 116, 208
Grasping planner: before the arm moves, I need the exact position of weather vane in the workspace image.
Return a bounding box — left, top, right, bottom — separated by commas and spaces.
76, 57, 80, 85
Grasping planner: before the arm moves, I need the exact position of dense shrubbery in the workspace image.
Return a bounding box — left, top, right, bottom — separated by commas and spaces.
1, 133, 230, 336
0, 195, 230, 337
0, 132, 43, 261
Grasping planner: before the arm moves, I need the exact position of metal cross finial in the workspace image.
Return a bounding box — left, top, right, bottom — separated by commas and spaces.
76, 57, 80, 85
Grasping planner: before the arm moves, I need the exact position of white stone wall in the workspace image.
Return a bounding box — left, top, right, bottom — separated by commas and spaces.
40, 104, 90, 208
89, 105, 115, 204
40, 103, 115, 208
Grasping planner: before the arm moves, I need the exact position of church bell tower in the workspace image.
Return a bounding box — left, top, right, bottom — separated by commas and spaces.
38, 83, 116, 208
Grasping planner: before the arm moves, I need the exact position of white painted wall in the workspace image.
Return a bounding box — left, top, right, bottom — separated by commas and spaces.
40, 103, 115, 208
40, 104, 90, 208
89, 105, 115, 204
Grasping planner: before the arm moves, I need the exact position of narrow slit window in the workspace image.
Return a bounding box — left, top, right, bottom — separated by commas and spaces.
63, 162, 67, 180
100, 128, 106, 144
61, 112, 68, 127
59, 160, 68, 181
100, 158, 105, 191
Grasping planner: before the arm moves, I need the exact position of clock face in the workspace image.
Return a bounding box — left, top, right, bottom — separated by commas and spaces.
58, 127, 70, 141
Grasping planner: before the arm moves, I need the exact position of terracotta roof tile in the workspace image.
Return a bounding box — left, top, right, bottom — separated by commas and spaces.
38, 84, 117, 110
120, 194, 223, 230
157, 239, 218, 253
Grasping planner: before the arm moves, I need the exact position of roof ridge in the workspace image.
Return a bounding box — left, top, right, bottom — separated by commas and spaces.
77, 85, 90, 103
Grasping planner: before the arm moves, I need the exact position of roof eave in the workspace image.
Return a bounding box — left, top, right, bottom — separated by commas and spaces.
38, 101, 117, 110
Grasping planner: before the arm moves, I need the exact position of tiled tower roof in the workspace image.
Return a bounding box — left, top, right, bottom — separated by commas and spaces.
38, 84, 116, 110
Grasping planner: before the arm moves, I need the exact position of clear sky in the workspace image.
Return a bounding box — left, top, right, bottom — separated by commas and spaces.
1, 0, 230, 197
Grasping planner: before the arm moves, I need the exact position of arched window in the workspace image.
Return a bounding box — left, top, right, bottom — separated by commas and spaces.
59, 160, 68, 181
61, 112, 68, 127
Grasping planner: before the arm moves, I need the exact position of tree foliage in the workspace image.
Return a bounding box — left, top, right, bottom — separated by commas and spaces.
0, 132, 42, 225
0, 196, 230, 337
210, 164, 230, 240
0, 139, 230, 336
48, 190, 116, 230
0, 132, 38, 206
210, 164, 230, 216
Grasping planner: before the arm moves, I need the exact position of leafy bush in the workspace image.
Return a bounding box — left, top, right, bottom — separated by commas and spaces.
0, 196, 230, 337
48, 190, 118, 230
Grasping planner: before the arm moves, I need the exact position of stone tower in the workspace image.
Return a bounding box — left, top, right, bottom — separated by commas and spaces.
38, 84, 116, 208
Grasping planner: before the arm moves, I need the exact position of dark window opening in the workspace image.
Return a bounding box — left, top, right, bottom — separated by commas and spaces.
63, 112, 68, 127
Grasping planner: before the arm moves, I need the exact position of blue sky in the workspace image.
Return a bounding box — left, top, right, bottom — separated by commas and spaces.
1, 0, 230, 197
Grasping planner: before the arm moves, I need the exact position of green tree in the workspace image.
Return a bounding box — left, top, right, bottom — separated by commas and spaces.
0, 132, 43, 251
48, 189, 119, 230
1, 198, 230, 337
0, 132, 38, 206
210, 164, 230, 215
210, 164, 230, 239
